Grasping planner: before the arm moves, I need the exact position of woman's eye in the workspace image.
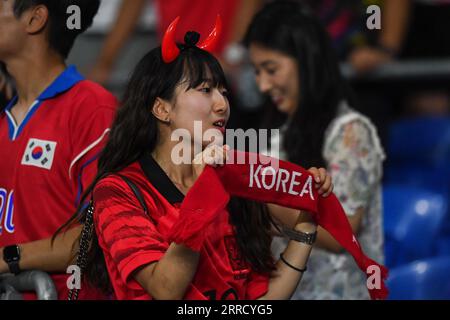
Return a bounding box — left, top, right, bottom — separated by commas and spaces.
200, 87, 211, 93
267, 68, 277, 75
221, 90, 229, 97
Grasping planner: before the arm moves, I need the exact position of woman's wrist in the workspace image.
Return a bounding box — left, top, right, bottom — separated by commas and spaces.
282, 224, 317, 246
294, 222, 317, 234
294, 211, 317, 234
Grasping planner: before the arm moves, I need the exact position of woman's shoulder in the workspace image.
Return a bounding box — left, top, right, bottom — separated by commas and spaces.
324, 101, 385, 160
94, 162, 144, 193
327, 102, 375, 134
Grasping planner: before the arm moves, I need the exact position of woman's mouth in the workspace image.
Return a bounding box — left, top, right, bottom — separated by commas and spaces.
213, 120, 226, 134
271, 95, 284, 106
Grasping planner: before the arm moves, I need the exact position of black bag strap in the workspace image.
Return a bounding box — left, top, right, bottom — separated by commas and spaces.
68, 174, 152, 301
116, 174, 149, 215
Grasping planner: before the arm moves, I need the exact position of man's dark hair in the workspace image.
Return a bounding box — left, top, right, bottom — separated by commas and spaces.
14, 0, 101, 58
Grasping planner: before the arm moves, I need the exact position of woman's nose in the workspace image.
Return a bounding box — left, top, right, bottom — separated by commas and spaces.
257, 73, 272, 94
213, 89, 229, 114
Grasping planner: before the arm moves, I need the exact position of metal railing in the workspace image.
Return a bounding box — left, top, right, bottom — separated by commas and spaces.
0, 271, 57, 300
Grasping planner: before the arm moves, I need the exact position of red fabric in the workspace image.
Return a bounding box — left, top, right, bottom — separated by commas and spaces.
169, 150, 389, 300
156, 0, 240, 55
167, 165, 229, 251
93, 162, 269, 300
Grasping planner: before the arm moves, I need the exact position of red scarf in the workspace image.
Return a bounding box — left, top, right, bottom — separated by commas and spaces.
167, 150, 389, 300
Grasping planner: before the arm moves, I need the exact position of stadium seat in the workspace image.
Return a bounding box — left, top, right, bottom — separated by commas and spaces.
387, 256, 450, 300
387, 116, 450, 167
436, 236, 450, 256
383, 185, 448, 267
385, 117, 450, 194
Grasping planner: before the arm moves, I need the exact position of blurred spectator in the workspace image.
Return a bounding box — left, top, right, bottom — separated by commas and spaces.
348, 0, 411, 73
89, 0, 262, 85
298, 0, 411, 72
244, 1, 385, 299
400, 0, 450, 116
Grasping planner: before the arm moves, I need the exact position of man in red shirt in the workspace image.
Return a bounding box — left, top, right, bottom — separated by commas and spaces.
0, 0, 117, 299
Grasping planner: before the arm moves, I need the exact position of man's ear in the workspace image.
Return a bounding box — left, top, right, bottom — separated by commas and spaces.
25, 5, 49, 34
152, 98, 172, 124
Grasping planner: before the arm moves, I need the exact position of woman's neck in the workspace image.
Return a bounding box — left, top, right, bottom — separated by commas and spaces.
151, 140, 197, 190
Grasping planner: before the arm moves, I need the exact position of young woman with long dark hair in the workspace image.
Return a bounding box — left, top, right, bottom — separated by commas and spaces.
58, 18, 334, 300
244, 1, 386, 299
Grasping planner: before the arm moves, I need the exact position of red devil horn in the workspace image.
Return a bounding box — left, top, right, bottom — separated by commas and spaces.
162, 16, 181, 63
198, 15, 222, 53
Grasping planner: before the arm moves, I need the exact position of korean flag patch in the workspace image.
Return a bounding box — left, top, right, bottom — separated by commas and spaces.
21, 138, 57, 170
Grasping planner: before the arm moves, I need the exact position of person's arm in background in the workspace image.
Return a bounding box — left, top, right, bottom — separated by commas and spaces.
89, 0, 147, 84
220, 0, 263, 73
268, 119, 383, 253
349, 0, 411, 73
0, 226, 81, 274
229, 0, 263, 45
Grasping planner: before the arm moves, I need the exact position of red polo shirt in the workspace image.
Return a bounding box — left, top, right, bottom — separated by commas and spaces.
0, 65, 117, 299
93, 154, 268, 300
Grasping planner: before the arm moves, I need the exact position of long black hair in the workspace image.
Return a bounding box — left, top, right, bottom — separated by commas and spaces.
57, 43, 274, 295
244, 1, 356, 168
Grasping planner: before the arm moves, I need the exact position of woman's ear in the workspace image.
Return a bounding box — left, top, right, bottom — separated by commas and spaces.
152, 98, 172, 124
25, 5, 49, 34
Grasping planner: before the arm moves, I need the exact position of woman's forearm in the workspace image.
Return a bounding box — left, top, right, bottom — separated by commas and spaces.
0, 226, 82, 274
260, 238, 313, 300
134, 243, 200, 300
260, 212, 317, 300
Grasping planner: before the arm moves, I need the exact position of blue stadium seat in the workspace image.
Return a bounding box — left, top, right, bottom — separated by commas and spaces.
436, 236, 450, 256
387, 256, 450, 300
385, 117, 450, 194
387, 116, 450, 167
383, 185, 448, 267
385, 166, 450, 194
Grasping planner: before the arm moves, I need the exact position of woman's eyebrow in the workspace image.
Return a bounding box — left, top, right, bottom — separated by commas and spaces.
199, 78, 214, 86
260, 60, 277, 68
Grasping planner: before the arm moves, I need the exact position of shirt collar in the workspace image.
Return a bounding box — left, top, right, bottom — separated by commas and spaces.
5, 65, 84, 112
38, 65, 84, 100
139, 153, 185, 204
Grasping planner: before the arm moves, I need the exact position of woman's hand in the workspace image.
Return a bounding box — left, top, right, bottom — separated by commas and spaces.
308, 167, 333, 197
192, 144, 230, 180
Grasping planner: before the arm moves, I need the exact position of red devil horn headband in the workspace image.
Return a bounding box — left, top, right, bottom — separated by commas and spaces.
161, 15, 222, 63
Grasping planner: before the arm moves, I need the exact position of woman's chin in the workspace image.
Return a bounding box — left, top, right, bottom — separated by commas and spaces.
276, 103, 293, 115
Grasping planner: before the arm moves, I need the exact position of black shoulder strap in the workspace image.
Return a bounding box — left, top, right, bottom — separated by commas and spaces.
116, 174, 149, 216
